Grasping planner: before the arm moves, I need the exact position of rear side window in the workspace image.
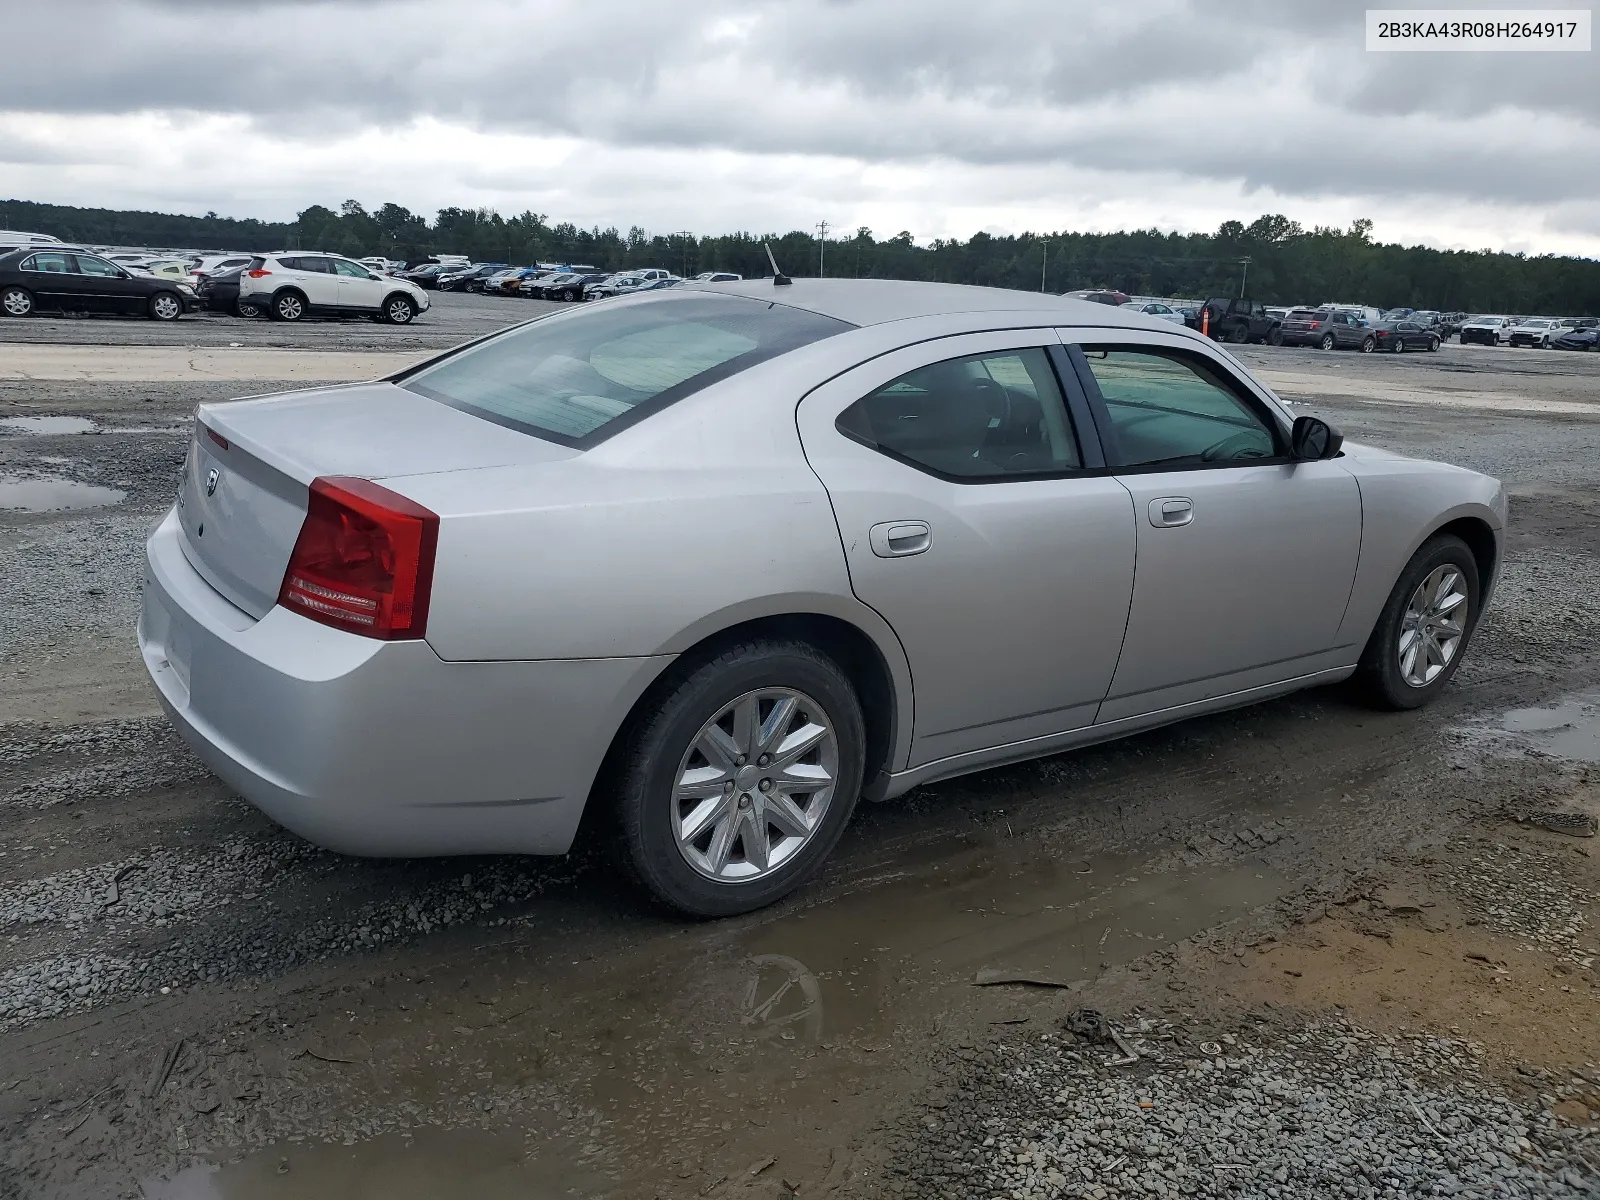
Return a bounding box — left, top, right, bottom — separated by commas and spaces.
1079, 348, 1279, 469
836, 348, 1081, 480
403, 294, 852, 447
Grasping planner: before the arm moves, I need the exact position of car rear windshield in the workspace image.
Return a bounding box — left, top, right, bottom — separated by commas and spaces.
401, 293, 854, 447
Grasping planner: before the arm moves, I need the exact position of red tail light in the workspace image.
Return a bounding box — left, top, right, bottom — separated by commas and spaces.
279, 477, 438, 640
1309, 321, 1321, 329
246, 268, 271, 278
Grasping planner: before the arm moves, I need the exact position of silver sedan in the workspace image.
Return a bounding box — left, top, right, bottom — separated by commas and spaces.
139, 280, 1506, 916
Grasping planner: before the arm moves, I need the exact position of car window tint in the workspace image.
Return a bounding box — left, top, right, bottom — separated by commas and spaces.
1080, 348, 1278, 469
24, 252, 73, 273
836, 348, 1080, 479
73, 255, 122, 277
404, 294, 851, 447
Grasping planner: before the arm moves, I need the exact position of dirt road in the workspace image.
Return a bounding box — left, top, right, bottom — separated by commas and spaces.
1, 297, 1597, 1198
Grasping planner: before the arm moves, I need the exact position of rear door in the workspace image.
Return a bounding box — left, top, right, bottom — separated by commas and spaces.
284, 256, 339, 308
797, 330, 1136, 767
1063, 330, 1362, 721
19, 251, 79, 310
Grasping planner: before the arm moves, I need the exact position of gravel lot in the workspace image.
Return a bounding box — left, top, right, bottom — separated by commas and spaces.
1, 296, 1597, 1199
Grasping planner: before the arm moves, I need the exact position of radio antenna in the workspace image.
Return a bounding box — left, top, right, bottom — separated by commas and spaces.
763, 241, 791, 286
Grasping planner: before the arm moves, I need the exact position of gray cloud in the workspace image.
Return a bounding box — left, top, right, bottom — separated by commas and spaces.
0, 0, 1595, 240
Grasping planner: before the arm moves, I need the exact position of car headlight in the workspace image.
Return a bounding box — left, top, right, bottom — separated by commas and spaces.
176, 283, 196, 294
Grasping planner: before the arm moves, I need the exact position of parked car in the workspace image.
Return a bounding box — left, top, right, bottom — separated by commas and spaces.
189, 254, 256, 288
586, 273, 648, 300
1120, 301, 1185, 325
0, 229, 64, 251
1508, 318, 1561, 348
1175, 305, 1202, 330
142, 279, 1504, 916
691, 272, 744, 283
1201, 297, 1282, 345
1551, 325, 1600, 351
195, 265, 261, 318
1063, 289, 1129, 306
0, 247, 195, 320
357, 257, 394, 275
136, 258, 195, 283
1367, 320, 1440, 353
236, 253, 430, 323
436, 263, 508, 292
524, 271, 610, 301
1280, 307, 1363, 349
397, 263, 454, 288
1458, 315, 1515, 346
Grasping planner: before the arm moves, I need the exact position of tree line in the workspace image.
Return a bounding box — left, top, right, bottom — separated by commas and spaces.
3, 198, 1597, 314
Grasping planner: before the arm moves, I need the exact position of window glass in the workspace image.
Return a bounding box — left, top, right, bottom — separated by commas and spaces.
1080, 348, 1278, 469
24, 252, 72, 273
333, 259, 372, 278
299, 257, 335, 274
405, 294, 850, 447
73, 255, 123, 277
836, 348, 1080, 479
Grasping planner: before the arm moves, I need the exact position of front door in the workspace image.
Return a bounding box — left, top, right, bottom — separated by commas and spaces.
334, 258, 386, 312
72, 254, 145, 313
1063, 332, 1362, 722
797, 331, 1136, 768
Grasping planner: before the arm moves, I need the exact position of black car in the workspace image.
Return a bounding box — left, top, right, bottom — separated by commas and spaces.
527, 271, 610, 301
0, 247, 194, 320
1367, 320, 1440, 353
1552, 325, 1600, 351
195, 265, 260, 317
437, 263, 508, 292
397, 263, 460, 289
1201, 297, 1282, 344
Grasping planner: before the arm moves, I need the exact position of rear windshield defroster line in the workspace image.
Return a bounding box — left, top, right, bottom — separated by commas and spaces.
401, 294, 855, 448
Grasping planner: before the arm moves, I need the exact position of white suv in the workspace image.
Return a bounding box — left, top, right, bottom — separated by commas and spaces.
238, 253, 430, 323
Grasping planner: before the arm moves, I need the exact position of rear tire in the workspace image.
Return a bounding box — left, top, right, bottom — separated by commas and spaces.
1319, 333, 1335, 351
1355, 534, 1479, 711
607, 639, 866, 918
1226, 325, 1248, 344
270, 290, 306, 321
1, 286, 34, 317
382, 295, 416, 324
1360, 336, 1376, 353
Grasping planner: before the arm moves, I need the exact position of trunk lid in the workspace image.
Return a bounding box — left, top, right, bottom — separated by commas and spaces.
177, 381, 577, 617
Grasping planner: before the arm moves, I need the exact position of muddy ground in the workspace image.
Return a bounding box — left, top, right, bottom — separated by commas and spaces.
1, 296, 1597, 1198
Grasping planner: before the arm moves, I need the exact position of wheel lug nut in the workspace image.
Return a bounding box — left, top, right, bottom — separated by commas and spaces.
724, 781, 734, 793
738, 794, 751, 808
735, 755, 746, 767
757, 754, 770, 767
759, 779, 772, 792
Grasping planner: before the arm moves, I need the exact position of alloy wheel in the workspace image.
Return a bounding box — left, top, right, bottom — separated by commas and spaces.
2, 289, 32, 316
152, 294, 180, 320
1398, 565, 1467, 688
671, 688, 839, 883
277, 294, 304, 320
387, 298, 413, 323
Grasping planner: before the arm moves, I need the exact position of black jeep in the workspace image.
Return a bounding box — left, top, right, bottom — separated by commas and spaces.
1202, 297, 1282, 345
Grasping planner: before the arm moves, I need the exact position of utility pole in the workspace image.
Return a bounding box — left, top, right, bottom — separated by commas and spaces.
678, 231, 691, 278
1238, 256, 1252, 298
1040, 240, 1048, 292
815, 220, 830, 277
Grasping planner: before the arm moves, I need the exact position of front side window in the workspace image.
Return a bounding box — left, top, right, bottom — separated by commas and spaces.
1079, 347, 1279, 469
73, 255, 123, 277
836, 348, 1081, 479
404, 294, 851, 447
333, 259, 372, 278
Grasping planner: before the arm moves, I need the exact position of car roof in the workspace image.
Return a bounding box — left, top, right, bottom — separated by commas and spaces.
697, 278, 1161, 329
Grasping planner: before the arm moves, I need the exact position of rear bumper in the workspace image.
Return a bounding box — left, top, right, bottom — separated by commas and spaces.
138, 508, 670, 857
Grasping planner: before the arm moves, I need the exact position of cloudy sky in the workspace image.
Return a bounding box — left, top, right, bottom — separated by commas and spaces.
3, 0, 1596, 254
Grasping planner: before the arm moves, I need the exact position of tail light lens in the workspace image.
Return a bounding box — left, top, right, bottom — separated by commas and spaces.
246, 268, 271, 278
278, 477, 438, 640
1309, 321, 1321, 329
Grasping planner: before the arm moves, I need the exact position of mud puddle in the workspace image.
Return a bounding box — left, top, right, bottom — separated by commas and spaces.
144, 1127, 609, 1199
1502, 695, 1600, 762
0, 475, 126, 511
0, 415, 96, 435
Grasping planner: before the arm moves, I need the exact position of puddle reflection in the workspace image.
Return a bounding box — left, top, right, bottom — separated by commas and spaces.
0, 415, 96, 435
0, 476, 126, 511
1503, 697, 1600, 762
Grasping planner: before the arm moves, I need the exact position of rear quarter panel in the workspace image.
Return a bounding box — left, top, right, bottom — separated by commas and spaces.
1333, 450, 1506, 650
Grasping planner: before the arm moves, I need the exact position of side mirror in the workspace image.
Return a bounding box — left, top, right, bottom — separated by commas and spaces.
1291, 415, 1343, 461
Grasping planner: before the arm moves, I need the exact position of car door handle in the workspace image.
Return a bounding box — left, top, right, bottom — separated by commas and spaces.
1148, 497, 1193, 528
869, 520, 931, 557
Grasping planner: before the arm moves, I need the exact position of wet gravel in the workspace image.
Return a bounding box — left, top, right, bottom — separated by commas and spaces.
888, 1017, 1599, 1198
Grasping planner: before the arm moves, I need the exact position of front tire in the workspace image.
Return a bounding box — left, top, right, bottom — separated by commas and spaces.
1355, 534, 1479, 710
607, 639, 866, 917
383, 295, 416, 324
1, 286, 34, 317
1428, 336, 1440, 352
235, 300, 260, 318
1267, 326, 1283, 346
1393, 338, 1404, 354
148, 292, 183, 321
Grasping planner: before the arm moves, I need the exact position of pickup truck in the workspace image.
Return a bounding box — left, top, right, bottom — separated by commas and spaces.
1201, 297, 1283, 345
